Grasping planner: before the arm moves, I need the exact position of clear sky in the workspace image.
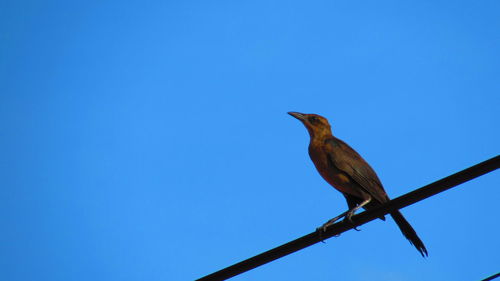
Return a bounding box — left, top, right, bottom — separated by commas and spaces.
1, 1, 499, 280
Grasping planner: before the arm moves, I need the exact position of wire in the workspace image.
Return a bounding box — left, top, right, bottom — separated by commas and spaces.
197, 155, 500, 281
482, 272, 500, 281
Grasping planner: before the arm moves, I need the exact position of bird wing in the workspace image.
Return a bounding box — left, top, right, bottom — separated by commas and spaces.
325, 137, 389, 204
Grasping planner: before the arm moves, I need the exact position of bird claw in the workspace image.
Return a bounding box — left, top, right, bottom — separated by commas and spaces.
345, 211, 354, 222
316, 223, 341, 242
317, 210, 361, 240
315, 228, 327, 243
315, 215, 343, 242
317, 221, 333, 234
344, 211, 361, 231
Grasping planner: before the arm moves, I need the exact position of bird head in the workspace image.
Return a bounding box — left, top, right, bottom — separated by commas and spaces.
288, 112, 332, 139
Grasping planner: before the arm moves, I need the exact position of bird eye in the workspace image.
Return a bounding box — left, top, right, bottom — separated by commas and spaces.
309, 116, 318, 123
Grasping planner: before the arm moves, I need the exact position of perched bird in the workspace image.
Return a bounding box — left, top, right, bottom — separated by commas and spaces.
288, 112, 428, 257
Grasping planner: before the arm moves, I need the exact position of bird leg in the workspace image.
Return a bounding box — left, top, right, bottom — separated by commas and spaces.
345, 196, 371, 223
317, 210, 349, 233
318, 196, 372, 233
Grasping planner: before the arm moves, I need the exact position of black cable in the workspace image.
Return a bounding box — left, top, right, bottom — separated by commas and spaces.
197, 155, 500, 281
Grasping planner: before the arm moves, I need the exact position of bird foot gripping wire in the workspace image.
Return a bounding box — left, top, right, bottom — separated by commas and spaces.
315, 221, 338, 242
316, 216, 340, 242
319, 216, 342, 232
316, 211, 362, 241
344, 210, 361, 231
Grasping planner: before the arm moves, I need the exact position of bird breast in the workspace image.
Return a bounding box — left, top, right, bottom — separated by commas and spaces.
308, 143, 353, 195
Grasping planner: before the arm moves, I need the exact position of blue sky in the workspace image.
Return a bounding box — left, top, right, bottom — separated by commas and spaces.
1, 0, 499, 280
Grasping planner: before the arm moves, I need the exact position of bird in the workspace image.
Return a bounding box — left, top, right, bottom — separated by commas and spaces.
288, 112, 428, 257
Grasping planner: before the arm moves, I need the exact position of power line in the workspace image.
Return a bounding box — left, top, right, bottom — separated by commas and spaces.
197, 155, 500, 281
482, 272, 500, 281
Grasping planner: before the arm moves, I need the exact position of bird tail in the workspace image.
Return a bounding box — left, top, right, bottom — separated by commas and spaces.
390, 210, 428, 257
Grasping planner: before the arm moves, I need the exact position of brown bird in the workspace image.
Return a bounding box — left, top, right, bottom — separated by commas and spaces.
288, 112, 428, 257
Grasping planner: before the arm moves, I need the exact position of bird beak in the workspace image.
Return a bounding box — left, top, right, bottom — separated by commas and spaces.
288, 112, 306, 121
